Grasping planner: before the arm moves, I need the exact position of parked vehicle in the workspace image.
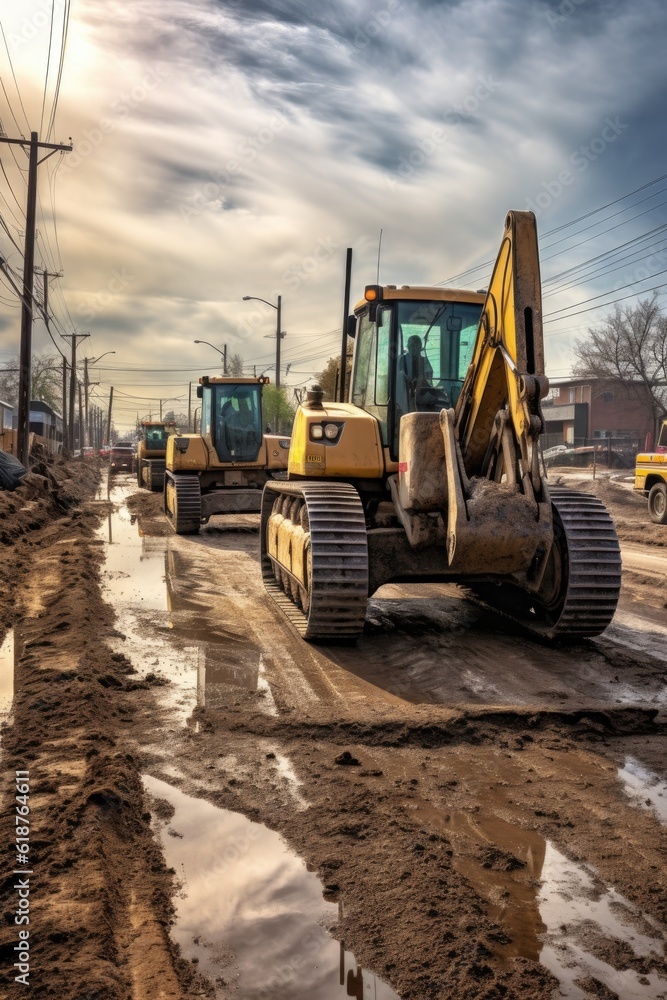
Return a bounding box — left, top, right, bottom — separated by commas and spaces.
29, 400, 63, 457
109, 442, 134, 474
635, 420, 667, 523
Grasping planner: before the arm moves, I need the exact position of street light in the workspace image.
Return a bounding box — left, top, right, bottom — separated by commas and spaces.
82, 352, 115, 449
194, 339, 227, 374
242, 295, 284, 390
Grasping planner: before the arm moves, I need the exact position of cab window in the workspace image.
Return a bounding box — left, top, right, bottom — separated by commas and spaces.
202, 386, 212, 437
351, 309, 390, 445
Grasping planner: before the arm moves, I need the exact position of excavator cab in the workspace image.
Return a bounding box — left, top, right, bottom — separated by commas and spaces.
351, 290, 484, 459
203, 382, 263, 463
260, 212, 621, 642
136, 420, 175, 491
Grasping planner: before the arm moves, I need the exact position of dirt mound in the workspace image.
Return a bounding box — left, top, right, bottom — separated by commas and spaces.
0, 470, 208, 998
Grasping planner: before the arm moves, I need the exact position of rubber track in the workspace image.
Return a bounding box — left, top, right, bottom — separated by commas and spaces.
545, 487, 621, 638
261, 481, 369, 641
165, 473, 201, 534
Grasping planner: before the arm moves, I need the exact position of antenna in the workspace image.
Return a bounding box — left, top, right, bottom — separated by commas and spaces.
376, 228, 383, 285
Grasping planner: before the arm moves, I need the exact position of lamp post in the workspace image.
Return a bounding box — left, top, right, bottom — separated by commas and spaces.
194, 339, 227, 374
83, 352, 115, 447
242, 295, 283, 389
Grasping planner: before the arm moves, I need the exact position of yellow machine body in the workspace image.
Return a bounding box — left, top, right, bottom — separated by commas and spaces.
288, 402, 384, 478
164, 375, 290, 532
261, 211, 622, 642
166, 433, 289, 472
634, 419, 667, 522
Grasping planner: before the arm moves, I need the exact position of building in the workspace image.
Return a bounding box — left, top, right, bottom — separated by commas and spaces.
0, 398, 15, 454
542, 377, 655, 450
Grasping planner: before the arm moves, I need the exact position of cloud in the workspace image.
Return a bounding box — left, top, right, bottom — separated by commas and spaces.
0, 0, 666, 422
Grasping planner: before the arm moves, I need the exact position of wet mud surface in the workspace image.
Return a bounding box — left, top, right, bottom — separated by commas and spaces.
2, 468, 667, 998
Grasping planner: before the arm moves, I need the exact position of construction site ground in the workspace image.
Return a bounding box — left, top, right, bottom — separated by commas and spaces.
1, 460, 666, 1000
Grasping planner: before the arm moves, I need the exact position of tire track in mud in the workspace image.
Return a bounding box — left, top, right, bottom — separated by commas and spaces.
123, 485, 667, 1000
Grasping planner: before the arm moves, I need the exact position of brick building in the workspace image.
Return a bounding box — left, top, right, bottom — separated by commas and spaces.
542, 378, 655, 450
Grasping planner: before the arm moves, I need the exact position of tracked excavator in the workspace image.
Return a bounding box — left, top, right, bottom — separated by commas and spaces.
136, 420, 174, 491
164, 375, 290, 533
260, 211, 621, 641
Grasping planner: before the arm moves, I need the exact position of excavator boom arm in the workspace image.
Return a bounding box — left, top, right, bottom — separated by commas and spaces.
455, 211, 548, 496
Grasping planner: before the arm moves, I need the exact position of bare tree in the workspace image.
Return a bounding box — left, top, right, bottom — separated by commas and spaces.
0, 352, 63, 412
227, 352, 245, 376
572, 295, 667, 432
315, 354, 352, 401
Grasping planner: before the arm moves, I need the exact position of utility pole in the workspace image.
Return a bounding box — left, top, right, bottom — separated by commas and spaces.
159, 398, 163, 420
77, 382, 84, 456
223, 344, 228, 375
106, 387, 114, 446
83, 356, 89, 448
0, 131, 72, 465
61, 357, 68, 445
62, 332, 89, 452
276, 295, 282, 390
339, 248, 353, 403
188, 382, 192, 431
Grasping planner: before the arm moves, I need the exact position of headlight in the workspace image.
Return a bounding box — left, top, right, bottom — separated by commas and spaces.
310, 425, 324, 440
324, 423, 339, 440
279, 439, 290, 450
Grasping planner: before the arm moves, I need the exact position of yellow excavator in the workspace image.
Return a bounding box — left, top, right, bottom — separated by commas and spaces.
136, 420, 174, 491
164, 375, 290, 533
260, 211, 621, 641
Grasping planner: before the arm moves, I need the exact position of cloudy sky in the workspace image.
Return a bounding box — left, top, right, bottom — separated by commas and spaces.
0, 0, 665, 429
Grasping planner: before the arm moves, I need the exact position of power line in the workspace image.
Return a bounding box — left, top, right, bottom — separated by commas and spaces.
435, 171, 667, 287
0, 24, 31, 131
40, 0, 58, 137
45, 0, 71, 141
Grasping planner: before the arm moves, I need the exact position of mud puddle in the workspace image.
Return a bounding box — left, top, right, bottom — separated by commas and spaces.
97, 479, 275, 723
0, 628, 14, 717
143, 774, 399, 999
411, 799, 667, 997
618, 757, 667, 824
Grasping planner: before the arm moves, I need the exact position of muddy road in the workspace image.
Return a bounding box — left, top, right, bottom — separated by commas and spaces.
1, 465, 666, 999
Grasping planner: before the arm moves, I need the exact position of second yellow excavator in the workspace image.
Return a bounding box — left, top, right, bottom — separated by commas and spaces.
260, 211, 621, 641
164, 375, 290, 533
136, 420, 174, 491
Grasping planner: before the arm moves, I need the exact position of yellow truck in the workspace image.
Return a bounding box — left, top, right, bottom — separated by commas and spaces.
634, 420, 667, 523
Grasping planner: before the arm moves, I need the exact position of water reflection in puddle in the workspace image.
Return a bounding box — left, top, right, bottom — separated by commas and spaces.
539, 844, 667, 998
0, 628, 15, 716
143, 775, 399, 999
410, 801, 667, 998
618, 757, 667, 824
97, 481, 276, 722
